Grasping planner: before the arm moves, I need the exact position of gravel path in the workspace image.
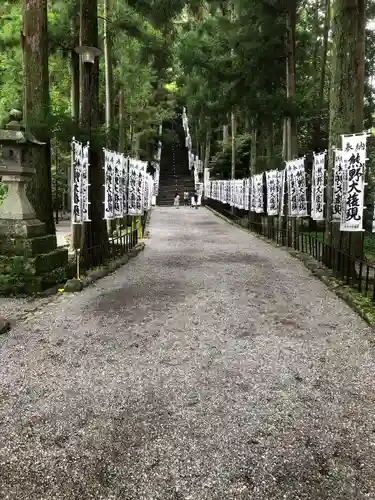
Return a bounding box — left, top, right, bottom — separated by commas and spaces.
1, 206, 375, 500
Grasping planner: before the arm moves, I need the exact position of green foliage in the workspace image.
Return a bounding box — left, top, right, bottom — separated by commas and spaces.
0, 256, 34, 295
0, 182, 7, 205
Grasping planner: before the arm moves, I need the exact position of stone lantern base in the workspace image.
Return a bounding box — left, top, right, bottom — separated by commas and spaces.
0, 218, 69, 295
0, 109, 70, 295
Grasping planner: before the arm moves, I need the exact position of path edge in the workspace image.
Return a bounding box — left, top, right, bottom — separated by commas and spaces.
63, 242, 146, 293
205, 205, 375, 328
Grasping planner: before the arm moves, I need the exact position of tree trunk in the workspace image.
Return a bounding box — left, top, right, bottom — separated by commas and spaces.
286, 3, 298, 243
325, 0, 366, 260
104, 0, 114, 148
80, 0, 107, 255
118, 88, 125, 153
68, 10, 80, 218
71, 11, 80, 123
22, 0, 55, 234
250, 127, 257, 176
223, 124, 228, 149
204, 121, 211, 171
266, 121, 273, 167
286, 2, 298, 159
231, 111, 236, 179
312, 0, 331, 151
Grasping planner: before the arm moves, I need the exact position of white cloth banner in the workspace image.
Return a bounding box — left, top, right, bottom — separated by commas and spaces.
128, 159, 147, 215
266, 170, 279, 216
286, 158, 307, 217
113, 152, 122, 218
250, 176, 256, 212
144, 173, 154, 211
153, 166, 160, 197
254, 174, 264, 214
118, 154, 128, 217
204, 168, 210, 198
278, 169, 285, 215
234, 180, 244, 209
311, 152, 326, 220
103, 149, 115, 220
229, 180, 235, 207
71, 138, 90, 224
332, 149, 344, 221
244, 178, 250, 211
340, 133, 367, 232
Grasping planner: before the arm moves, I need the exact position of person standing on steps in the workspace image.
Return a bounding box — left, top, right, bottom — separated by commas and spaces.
183, 191, 189, 206
174, 192, 180, 209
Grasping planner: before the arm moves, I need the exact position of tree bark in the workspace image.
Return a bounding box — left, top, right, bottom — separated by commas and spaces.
118, 88, 125, 153
312, 0, 331, 151
286, 2, 298, 159
223, 124, 228, 149
325, 0, 366, 260
104, 0, 114, 148
231, 111, 236, 179
71, 10, 80, 123
22, 0, 55, 234
68, 9, 80, 217
204, 121, 211, 171
80, 0, 107, 255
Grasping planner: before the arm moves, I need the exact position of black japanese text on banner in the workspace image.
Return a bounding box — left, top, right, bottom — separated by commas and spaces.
340, 133, 367, 232
311, 152, 326, 221
71, 138, 90, 224
332, 149, 344, 221
266, 170, 279, 216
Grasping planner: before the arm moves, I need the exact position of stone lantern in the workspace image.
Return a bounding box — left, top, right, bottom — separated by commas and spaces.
0, 109, 45, 232
0, 109, 68, 294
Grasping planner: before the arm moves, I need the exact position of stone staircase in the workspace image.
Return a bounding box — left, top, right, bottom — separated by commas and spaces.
157, 117, 195, 206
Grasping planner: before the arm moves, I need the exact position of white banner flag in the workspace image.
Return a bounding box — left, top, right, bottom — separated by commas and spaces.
332, 149, 344, 221
266, 170, 279, 216
287, 158, 307, 217
340, 133, 367, 232
278, 169, 285, 215
311, 152, 326, 220
244, 178, 250, 211
103, 149, 115, 220
254, 174, 264, 214
128, 159, 147, 215
71, 138, 90, 224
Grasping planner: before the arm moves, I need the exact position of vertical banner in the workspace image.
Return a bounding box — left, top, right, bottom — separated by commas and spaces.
244, 178, 250, 211
250, 176, 256, 212
311, 152, 326, 221
103, 149, 115, 219
254, 173, 264, 214
71, 138, 90, 224
153, 165, 160, 198
113, 152, 122, 218
81, 142, 90, 222
121, 156, 128, 216
278, 169, 285, 215
204, 168, 210, 198
224, 180, 229, 204
332, 149, 344, 221
266, 170, 279, 216
295, 158, 308, 217
287, 158, 307, 217
286, 160, 298, 216
128, 159, 138, 215
234, 180, 244, 209
372, 202, 375, 233
340, 133, 367, 232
